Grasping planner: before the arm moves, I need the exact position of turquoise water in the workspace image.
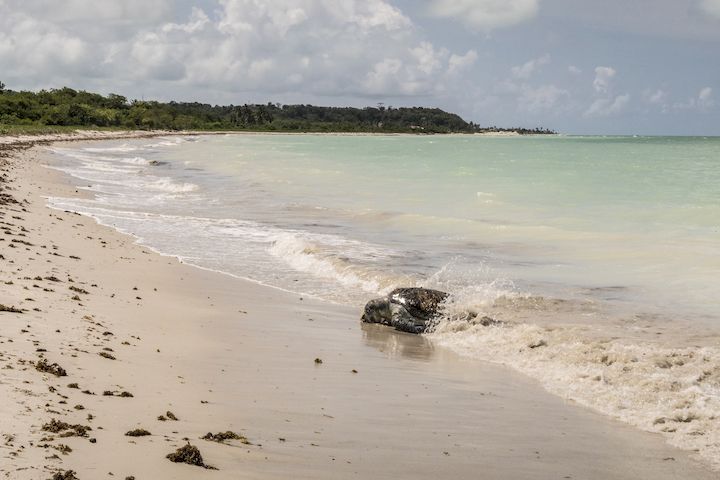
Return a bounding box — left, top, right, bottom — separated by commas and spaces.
46, 134, 720, 467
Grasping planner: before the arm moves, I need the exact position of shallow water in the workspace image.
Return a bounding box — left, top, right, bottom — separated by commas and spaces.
46, 133, 720, 468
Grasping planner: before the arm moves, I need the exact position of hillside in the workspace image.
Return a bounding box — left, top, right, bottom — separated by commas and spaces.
0, 83, 554, 135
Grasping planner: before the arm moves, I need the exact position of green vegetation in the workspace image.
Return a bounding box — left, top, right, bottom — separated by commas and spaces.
0, 83, 555, 134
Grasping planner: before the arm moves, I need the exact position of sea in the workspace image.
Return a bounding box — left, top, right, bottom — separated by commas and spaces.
45, 133, 720, 467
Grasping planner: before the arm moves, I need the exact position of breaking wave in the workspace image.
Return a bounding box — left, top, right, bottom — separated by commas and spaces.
427, 297, 720, 470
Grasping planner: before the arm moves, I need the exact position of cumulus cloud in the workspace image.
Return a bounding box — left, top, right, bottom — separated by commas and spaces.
642, 88, 668, 112
699, 0, 720, 18
584, 94, 630, 117
448, 50, 478, 75
426, 0, 539, 31
592, 66, 616, 94
644, 88, 667, 105
511, 54, 550, 79
698, 86, 714, 107
675, 87, 715, 110
518, 84, 569, 113
584, 66, 629, 117
0, 0, 478, 100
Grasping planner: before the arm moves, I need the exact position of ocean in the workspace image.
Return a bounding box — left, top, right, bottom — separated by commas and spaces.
46, 133, 720, 467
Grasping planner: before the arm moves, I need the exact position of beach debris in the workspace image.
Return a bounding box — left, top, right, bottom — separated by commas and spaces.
102, 390, 133, 397
39, 443, 72, 455
98, 352, 116, 360
201, 431, 250, 445
49, 470, 79, 480
165, 411, 178, 421
125, 429, 151, 437
314, 358, 323, 364
166, 443, 215, 469
35, 358, 67, 377
0, 304, 23, 313
42, 419, 91, 438
67, 383, 79, 389
69, 286, 89, 295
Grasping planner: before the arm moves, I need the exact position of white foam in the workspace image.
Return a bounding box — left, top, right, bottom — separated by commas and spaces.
120, 156, 151, 165
267, 232, 399, 294
83, 144, 139, 153
147, 178, 199, 193
428, 315, 720, 470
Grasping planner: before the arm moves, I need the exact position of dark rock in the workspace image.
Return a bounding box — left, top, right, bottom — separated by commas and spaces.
361, 288, 450, 334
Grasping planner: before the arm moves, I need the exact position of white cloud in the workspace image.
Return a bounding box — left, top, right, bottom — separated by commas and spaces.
642, 88, 668, 112
448, 50, 478, 74
511, 54, 550, 79
699, 0, 720, 18
592, 66, 616, 94
426, 0, 539, 31
410, 42, 445, 75
162, 7, 210, 34
0, 0, 474, 100
568, 65, 581, 75
518, 84, 569, 113
9, 0, 172, 24
584, 94, 630, 117
698, 87, 714, 107
644, 89, 667, 105
673, 87, 715, 111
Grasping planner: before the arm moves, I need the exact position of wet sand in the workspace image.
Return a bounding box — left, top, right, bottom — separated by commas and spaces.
0, 135, 715, 479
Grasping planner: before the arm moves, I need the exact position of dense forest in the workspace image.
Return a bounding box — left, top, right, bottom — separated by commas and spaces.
0, 82, 555, 135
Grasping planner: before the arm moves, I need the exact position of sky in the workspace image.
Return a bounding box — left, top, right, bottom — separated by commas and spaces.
0, 0, 719, 135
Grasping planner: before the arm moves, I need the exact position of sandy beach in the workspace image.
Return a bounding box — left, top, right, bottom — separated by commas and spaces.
0, 133, 716, 479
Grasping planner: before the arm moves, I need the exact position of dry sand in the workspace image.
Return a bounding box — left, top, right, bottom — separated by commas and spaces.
0, 133, 715, 479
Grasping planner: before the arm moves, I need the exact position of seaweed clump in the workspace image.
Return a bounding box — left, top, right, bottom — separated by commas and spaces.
49, 470, 78, 480
166, 443, 215, 469
201, 431, 250, 445
42, 419, 91, 438
125, 429, 151, 437
35, 359, 67, 377
0, 304, 23, 313
158, 410, 178, 421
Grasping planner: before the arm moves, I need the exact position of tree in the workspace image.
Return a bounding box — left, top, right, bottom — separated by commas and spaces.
0, 81, 5, 94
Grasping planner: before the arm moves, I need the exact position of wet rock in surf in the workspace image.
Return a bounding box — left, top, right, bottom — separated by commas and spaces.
361, 287, 450, 334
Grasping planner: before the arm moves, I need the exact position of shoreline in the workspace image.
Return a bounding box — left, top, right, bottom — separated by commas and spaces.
0, 134, 716, 479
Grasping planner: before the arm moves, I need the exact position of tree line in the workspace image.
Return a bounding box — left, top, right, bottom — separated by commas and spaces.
0, 83, 555, 134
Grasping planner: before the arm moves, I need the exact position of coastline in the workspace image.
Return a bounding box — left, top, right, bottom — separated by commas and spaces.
0, 134, 715, 479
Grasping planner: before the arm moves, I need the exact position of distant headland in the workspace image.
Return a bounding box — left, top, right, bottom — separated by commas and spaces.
0, 82, 555, 135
